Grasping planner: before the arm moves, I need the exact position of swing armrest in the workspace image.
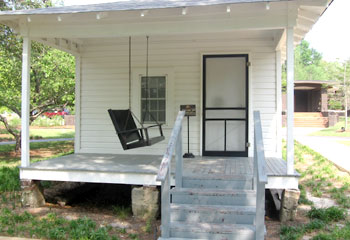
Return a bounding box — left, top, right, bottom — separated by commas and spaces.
145, 123, 163, 129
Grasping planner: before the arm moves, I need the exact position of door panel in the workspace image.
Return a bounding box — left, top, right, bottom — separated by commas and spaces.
205, 121, 225, 151
203, 54, 248, 157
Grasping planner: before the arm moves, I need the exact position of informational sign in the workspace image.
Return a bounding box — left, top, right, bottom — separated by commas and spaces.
180, 104, 196, 117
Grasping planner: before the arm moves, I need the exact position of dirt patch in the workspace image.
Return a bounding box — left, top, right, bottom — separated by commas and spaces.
1, 183, 160, 240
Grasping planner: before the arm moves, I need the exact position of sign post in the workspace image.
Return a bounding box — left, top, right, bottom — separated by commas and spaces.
180, 105, 196, 158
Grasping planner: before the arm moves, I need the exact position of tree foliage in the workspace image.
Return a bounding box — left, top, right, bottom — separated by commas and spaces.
0, 0, 75, 151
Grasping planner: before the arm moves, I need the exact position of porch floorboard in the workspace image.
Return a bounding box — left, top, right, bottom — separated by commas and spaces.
20, 154, 299, 189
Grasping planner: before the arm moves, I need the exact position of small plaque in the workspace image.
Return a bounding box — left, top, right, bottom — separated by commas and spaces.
180, 104, 196, 116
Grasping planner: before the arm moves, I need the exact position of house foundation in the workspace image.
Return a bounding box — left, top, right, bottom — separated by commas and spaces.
279, 189, 300, 222
20, 180, 45, 208
131, 185, 159, 220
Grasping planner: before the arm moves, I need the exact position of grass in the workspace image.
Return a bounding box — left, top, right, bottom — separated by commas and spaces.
0, 141, 74, 191
280, 207, 347, 240
29, 128, 75, 139
112, 205, 132, 220
310, 117, 350, 137
0, 209, 121, 239
0, 128, 75, 141
280, 140, 350, 240
284, 140, 350, 208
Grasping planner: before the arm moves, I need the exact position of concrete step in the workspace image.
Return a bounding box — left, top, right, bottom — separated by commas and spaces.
294, 112, 323, 117
171, 203, 256, 224
171, 188, 256, 206
170, 221, 255, 240
183, 174, 254, 190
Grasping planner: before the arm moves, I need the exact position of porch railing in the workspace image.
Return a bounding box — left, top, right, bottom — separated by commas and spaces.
156, 110, 185, 238
253, 110, 268, 239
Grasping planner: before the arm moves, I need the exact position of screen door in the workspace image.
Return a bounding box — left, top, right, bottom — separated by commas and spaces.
202, 54, 249, 157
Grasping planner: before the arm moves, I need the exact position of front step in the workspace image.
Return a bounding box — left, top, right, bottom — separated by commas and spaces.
170, 221, 255, 240
183, 174, 254, 190
171, 203, 256, 224
171, 188, 256, 206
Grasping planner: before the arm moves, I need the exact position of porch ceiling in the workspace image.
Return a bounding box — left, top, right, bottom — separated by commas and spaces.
0, 0, 330, 45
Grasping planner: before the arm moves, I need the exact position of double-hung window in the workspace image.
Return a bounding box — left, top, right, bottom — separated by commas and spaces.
141, 76, 166, 123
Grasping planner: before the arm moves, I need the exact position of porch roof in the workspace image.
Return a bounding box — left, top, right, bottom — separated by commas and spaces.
0, 0, 285, 16
0, 0, 332, 59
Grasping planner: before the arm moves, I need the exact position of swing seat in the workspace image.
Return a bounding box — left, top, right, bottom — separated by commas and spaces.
108, 109, 165, 150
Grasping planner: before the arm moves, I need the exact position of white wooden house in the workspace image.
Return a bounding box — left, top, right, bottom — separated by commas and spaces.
0, 0, 331, 239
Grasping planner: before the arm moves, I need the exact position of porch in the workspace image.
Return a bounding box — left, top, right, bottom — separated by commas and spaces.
20, 153, 299, 189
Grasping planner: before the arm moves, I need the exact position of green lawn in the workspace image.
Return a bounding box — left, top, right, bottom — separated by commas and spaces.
30, 128, 75, 139
0, 128, 75, 141
310, 118, 350, 137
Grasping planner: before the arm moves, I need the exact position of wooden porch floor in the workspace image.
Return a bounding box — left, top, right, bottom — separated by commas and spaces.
20, 154, 299, 189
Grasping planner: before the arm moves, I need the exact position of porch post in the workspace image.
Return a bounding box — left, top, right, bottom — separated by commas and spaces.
21, 37, 31, 168
286, 27, 294, 175
74, 56, 81, 153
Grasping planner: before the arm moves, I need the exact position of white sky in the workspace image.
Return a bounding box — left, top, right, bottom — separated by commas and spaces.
62, 0, 350, 62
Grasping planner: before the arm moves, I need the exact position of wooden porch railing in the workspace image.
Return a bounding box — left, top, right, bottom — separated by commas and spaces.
253, 110, 268, 239
156, 110, 185, 238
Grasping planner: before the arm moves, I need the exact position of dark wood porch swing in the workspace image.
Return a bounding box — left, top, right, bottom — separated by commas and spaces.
108, 36, 165, 150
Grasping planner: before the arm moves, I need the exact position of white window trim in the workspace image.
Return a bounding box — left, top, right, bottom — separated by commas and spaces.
131, 67, 174, 128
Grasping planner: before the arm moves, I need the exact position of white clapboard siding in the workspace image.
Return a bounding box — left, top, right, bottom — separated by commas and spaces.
79, 32, 279, 156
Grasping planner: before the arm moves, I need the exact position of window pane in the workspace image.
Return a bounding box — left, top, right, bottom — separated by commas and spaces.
159, 78, 166, 88
158, 111, 166, 122
158, 88, 165, 98
149, 111, 157, 121
141, 88, 148, 98
150, 88, 157, 98
150, 100, 158, 110
141, 100, 148, 111
158, 100, 165, 110
149, 78, 158, 88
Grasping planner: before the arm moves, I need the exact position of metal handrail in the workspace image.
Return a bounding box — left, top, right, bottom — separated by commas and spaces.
156, 110, 185, 181
156, 110, 185, 238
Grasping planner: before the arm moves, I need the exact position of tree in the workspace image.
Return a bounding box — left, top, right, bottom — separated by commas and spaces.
0, 0, 75, 151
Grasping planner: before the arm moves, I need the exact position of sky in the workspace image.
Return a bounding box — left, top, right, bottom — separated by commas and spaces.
61, 0, 350, 62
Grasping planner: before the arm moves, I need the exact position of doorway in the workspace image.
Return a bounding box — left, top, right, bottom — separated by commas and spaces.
202, 54, 249, 157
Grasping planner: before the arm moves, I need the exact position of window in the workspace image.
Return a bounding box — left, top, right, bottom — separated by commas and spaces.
141, 76, 166, 123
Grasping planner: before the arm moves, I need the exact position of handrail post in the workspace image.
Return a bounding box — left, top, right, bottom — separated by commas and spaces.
253, 111, 267, 240
161, 168, 171, 237
175, 126, 183, 187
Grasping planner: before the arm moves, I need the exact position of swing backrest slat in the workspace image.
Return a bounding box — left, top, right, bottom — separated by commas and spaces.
108, 109, 142, 147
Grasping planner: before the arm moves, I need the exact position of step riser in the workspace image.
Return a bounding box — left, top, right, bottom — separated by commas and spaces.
170, 230, 255, 240
171, 210, 255, 224
172, 194, 256, 206
183, 179, 253, 190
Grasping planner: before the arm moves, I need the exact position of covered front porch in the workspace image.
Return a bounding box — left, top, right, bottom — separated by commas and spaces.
20, 153, 299, 189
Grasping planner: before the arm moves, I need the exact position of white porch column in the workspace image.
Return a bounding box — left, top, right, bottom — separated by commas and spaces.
21, 37, 31, 168
286, 27, 294, 175
74, 56, 81, 153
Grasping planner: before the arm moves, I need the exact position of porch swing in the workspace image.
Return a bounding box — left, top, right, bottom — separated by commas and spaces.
108, 36, 165, 150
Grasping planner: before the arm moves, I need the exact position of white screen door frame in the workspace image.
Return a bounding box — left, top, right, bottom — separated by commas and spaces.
202, 54, 249, 157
